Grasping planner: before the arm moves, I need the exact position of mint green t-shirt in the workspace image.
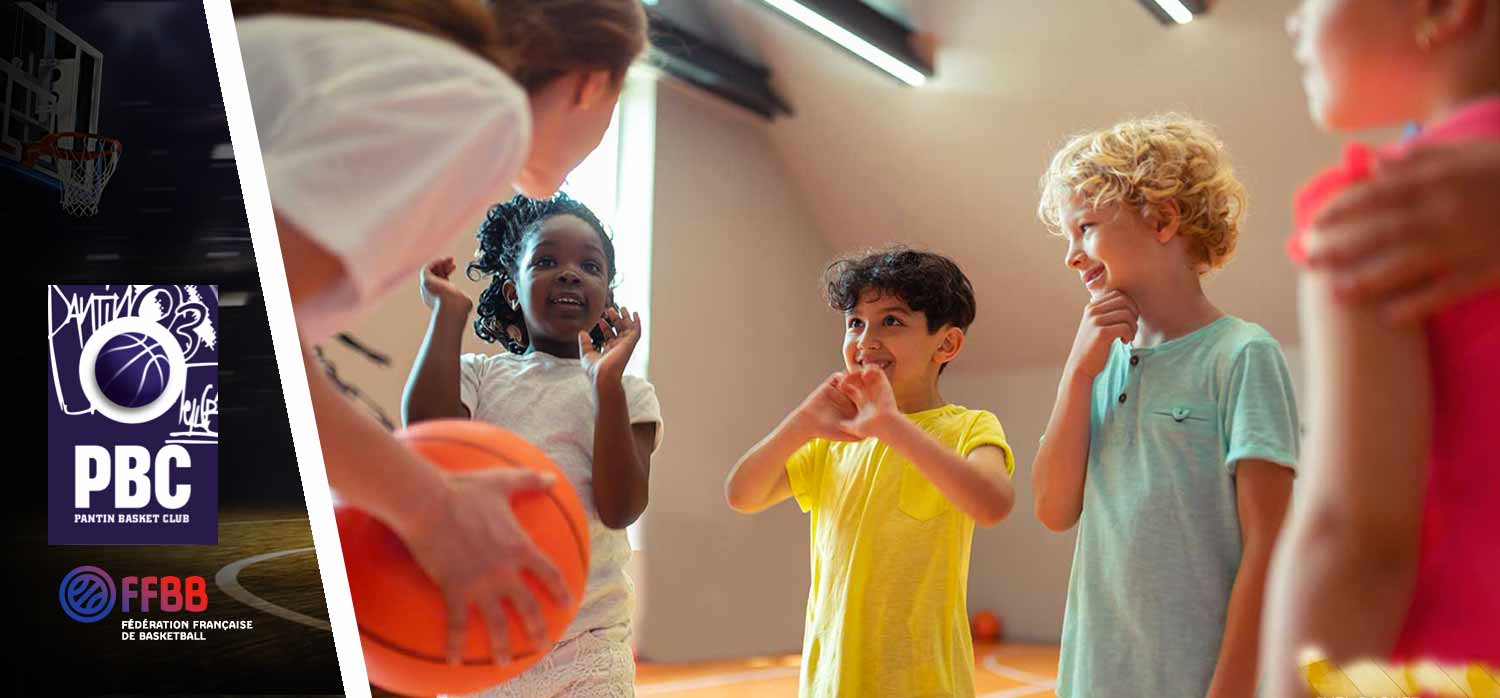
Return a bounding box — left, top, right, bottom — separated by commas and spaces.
1057, 315, 1299, 698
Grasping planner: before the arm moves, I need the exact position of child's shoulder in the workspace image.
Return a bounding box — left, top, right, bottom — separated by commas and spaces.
1199, 318, 1295, 393
1290, 143, 1376, 261
913, 404, 1002, 436
1206, 316, 1285, 359
952, 405, 1000, 424
620, 372, 658, 391
620, 373, 662, 412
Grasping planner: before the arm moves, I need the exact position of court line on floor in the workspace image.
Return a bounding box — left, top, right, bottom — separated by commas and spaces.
978, 685, 1055, 698
981, 653, 1057, 687
636, 666, 801, 695
215, 546, 331, 632
220, 517, 310, 527
978, 653, 1057, 698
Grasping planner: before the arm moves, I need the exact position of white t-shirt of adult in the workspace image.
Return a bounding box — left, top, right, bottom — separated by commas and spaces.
459, 351, 664, 640
238, 15, 531, 343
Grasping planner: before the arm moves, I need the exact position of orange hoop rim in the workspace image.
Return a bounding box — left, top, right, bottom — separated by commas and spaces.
23, 131, 123, 166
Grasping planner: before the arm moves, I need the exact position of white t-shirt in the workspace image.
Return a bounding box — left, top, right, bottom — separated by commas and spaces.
238, 15, 532, 343
459, 351, 663, 639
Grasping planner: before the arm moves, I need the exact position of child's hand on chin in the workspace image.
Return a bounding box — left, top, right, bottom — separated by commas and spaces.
418, 257, 472, 311
835, 367, 903, 440
1066, 289, 1139, 380
790, 373, 865, 443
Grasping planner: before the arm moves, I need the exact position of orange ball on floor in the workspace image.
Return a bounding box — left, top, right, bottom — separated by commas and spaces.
971, 610, 1002, 644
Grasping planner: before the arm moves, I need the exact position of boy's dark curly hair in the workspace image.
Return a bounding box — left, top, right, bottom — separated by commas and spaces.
824, 245, 977, 334
467, 192, 616, 354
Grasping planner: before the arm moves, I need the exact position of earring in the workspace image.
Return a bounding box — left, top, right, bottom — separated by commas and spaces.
505, 324, 526, 353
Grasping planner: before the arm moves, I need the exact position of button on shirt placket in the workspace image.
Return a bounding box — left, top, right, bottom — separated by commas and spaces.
1121, 352, 1140, 404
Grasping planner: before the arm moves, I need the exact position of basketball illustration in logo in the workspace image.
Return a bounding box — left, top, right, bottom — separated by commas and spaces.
93, 331, 173, 408
59, 566, 116, 623
78, 316, 186, 425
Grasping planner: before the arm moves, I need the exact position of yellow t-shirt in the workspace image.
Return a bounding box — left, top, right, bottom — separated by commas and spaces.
785, 404, 1014, 697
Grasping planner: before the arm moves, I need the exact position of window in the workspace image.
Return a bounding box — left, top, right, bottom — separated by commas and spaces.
561, 71, 657, 550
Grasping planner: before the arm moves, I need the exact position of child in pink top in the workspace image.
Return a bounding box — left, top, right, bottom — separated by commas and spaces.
1263, 0, 1500, 693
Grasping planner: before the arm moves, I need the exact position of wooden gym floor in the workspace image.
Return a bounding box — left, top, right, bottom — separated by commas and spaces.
635, 643, 1060, 697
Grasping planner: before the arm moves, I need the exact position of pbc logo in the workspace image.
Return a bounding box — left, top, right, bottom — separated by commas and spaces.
47, 286, 219, 545
59, 566, 208, 623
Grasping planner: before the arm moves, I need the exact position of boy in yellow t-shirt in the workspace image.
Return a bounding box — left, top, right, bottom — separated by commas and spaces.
725, 245, 1017, 697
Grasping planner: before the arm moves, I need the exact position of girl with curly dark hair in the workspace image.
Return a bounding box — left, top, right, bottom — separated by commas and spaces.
405, 193, 662, 697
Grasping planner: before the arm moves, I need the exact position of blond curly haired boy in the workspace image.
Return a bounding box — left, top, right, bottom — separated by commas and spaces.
1031, 115, 1301, 698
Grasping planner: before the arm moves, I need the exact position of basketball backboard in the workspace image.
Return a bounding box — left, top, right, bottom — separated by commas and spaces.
1, 1, 103, 188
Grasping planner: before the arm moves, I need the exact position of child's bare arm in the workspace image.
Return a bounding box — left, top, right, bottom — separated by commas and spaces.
590, 382, 653, 529
726, 374, 860, 514
403, 258, 473, 425
725, 418, 813, 514
581, 308, 653, 529
1207, 460, 1293, 698
1031, 373, 1094, 532
1033, 290, 1138, 531
1260, 273, 1429, 696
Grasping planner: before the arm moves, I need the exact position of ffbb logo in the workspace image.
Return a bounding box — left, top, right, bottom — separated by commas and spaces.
59, 566, 208, 623
47, 285, 219, 545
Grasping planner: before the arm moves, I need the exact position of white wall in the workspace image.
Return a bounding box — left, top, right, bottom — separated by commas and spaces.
632, 81, 838, 662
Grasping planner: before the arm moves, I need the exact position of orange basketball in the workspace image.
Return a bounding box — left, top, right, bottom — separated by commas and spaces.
971, 610, 1002, 644
336, 420, 589, 697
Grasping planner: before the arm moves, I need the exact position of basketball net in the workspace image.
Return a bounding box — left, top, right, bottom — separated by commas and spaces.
25, 132, 122, 217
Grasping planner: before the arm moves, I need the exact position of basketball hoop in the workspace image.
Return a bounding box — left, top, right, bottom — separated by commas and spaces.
23, 132, 122, 217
